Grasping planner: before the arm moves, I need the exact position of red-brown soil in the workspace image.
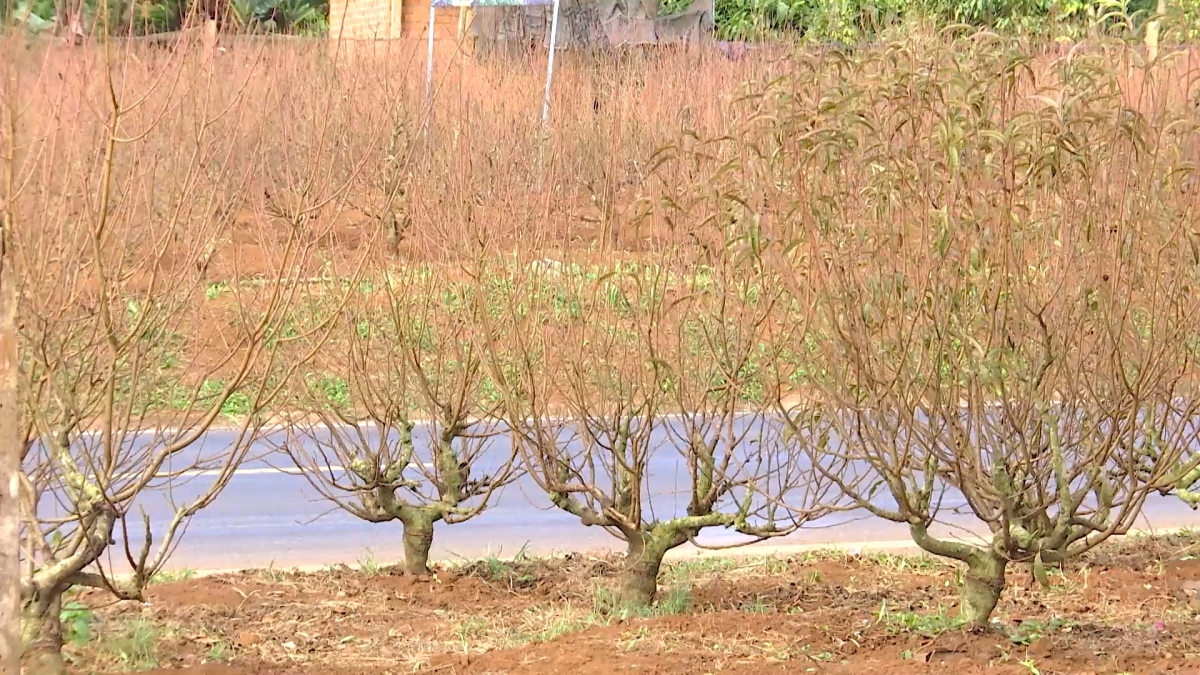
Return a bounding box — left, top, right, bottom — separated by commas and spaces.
74, 533, 1200, 675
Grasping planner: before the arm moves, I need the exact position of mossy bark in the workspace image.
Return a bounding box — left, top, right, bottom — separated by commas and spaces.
400, 509, 438, 576
959, 552, 1007, 629
617, 529, 682, 608
909, 523, 1008, 629
21, 593, 65, 675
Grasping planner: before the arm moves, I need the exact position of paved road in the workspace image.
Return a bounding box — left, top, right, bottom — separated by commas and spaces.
42, 418, 1200, 572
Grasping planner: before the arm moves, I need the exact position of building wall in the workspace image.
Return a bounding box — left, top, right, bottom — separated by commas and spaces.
329, 0, 470, 43
472, 0, 715, 49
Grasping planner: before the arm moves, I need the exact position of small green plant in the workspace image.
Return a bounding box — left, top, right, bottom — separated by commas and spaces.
482, 553, 510, 580
261, 560, 286, 583
205, 640, 233, 662
1008, 618, 1074, 646
454, 616, 490, 652
475, 543, 533, 583
1019, 658, 1043, 675
205, 282, 230, 301
151, 568, 197, 584
480, 376, 503, 404
60, 601, 94, 648
95, 617, 164, 671
309, 374, 352, 409
197, 379, 253, 418
358, 548, 382, 577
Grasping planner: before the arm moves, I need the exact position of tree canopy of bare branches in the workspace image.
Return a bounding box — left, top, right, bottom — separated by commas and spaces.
5, 35, 396, 672
701, 37, 1200, 627
478, 248, 837, 607
285, 260, 520, 575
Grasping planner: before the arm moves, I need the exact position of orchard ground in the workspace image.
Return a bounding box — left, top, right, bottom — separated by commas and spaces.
65, 531, 1200, 675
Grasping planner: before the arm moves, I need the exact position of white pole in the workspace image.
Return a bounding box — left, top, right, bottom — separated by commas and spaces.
540, 0, 562, 124
424, 4, 437, 137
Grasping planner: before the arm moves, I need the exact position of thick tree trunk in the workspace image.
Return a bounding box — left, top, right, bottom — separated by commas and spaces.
400, 513, 436, 576
21, 594, 65, 675
1, 209, 21, 674
959, 553, 1007, 629
617, 535, 669, 608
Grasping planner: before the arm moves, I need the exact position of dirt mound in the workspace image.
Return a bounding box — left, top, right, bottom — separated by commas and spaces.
150, 577, 274, 612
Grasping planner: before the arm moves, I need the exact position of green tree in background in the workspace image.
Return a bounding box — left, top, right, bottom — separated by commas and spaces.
2, 0, 328, 35
713, 0, 1184, 41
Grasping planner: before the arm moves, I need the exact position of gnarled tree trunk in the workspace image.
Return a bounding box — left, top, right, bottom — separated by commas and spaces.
617, 529, 679, 608
910, 524, 1008, 629
959, 552, 1007, 629
400, 510, 438, 576
21, 593, 65, 675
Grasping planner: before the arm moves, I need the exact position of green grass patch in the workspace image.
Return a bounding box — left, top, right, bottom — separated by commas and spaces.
877, 601, 965, 636
72, 616, 170, 672
150, 568, 197, 584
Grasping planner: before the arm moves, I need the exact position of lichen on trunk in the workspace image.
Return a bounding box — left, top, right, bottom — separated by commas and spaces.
616, 526, 685, 608
910, 523, 1008, 629
959, 552, 1007, 629
21, 592, 65, 675
399, 508, 440, 576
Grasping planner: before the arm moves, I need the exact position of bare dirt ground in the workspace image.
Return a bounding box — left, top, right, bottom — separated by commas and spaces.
68, 532, 1200, 675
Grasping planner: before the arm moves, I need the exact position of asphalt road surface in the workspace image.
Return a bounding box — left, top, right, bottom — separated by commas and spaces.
48, 417, 1200, 572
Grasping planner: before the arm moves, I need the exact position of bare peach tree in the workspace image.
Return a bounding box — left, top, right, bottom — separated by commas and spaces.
732, 38, 1200, 627
480, 251, 830, 607
6, 37, 388, 672
286, 262, 519, 575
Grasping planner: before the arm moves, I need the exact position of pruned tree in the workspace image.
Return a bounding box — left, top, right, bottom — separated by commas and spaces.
738, 38, 1200, 628
285, 262, 519, 576
6, 37, 389, 672
479, 251, 831, 607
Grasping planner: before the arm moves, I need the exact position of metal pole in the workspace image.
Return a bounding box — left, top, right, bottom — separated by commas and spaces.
424, 3, 436, 137
540, 0, 561, 124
